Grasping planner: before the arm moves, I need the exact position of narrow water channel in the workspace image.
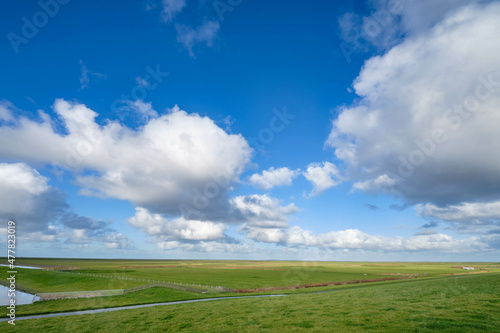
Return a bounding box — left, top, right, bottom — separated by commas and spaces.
0, 264, 43, 305
0, 285, 41, 305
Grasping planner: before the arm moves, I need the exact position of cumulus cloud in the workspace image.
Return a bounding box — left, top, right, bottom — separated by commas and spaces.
0, 163, 134, 249
129, 207, 228, 241
248, 167, 300, 190
303, 162, 342, 197
0, 101, 15, 123
176, 21, 220, 57
0, 163, 67, 233
338, 0, 487, 57
329, 2, 500, 207
0, 100, 252, 218
243, 225, 488, 253
128, 194, 298, 248
230, 194, 299, 228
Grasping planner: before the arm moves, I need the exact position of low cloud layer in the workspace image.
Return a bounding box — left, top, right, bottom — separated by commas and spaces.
417, 200, 500, 234
128, 194, 299, 249
243, 225, 489, 253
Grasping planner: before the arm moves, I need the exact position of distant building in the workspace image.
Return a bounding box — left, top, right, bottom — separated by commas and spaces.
463, 266, 475, 270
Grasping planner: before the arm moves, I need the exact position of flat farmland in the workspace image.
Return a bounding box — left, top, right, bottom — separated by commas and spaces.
2, 271, 499, 332
6, 258, 496, 291
1, 259, 498, 320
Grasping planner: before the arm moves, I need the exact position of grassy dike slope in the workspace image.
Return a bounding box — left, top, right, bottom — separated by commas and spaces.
4, 273, 499, 332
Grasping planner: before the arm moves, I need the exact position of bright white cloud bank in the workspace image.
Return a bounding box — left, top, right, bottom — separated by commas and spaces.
330, 2, 500, 209
0, 100, 305, 253
0, 100, 252, 218
243, 226, 488, 253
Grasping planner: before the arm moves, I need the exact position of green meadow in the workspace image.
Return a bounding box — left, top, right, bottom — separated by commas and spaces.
2, 272, 499, 332
1, 259, 499, 331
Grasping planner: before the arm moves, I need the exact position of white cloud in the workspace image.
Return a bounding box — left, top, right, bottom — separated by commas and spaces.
244, 225, 488, 253
176, 21, 220, 57
303, 162, 342, 197
129, 207, 228, 241
128, 194, 299, 247
230, 194, 299, 228
0, 101, 15, 122
395, 0, 484, 36
417, 201, 500, 223
160, 0, 186, 22
416, 200, 500, 234
339, 0, 486, 54
0, 162, 132, 249
248, 167, 299, 190
157, 240, 256, 253
0, 100, 252, 217
0, 163, 66, 232
353, 174, 397, 193
329, 2, 500, 206
122, 99, 158, 122
102, 233, 135, 249
19, 231, 58, 243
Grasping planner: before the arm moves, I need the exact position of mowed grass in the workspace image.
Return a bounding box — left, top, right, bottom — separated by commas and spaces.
4, 273, 499, 332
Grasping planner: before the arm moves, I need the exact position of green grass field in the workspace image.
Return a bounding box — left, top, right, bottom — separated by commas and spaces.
1, 259, 499, 331
3, 273, 500, 332
4, 258, 497, 291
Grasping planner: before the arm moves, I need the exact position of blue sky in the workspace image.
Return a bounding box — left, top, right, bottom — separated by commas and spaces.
1, 0, 500, 261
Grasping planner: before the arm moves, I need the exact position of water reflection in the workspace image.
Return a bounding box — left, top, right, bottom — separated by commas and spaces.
0, 285, 41, 305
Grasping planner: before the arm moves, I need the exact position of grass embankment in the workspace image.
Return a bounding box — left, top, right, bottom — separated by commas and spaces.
4, 273, 499, 332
